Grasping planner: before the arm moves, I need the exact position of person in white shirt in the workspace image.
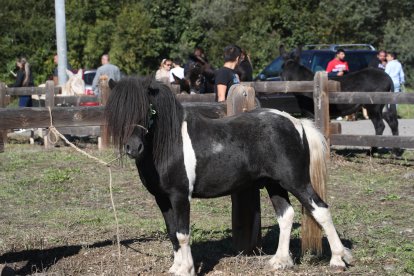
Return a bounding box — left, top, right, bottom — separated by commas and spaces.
155, 58, 172, 83
385, 52, 405, 92
169, 58, 185, 83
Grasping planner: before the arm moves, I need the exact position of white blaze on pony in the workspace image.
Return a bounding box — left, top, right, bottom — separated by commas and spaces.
104, 76, 353, 276
181, 121, 197, 201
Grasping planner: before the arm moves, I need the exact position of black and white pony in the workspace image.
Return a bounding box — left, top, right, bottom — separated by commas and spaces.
105, 76, 352, 275
279, 46, 399, 138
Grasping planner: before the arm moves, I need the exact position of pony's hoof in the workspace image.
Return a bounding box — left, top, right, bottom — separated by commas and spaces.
343, 247, 353, 265
268, 255, 294, 270
329, 265, 346, 273
329, 254, 346, 269
168, 263, 179, 274
173, 265, 195, 276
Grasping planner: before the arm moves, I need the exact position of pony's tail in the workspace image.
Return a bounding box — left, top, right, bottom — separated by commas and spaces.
300, 119, 328, 255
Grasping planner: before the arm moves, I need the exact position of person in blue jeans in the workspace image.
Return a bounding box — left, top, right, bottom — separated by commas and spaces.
385, 52, 405, 92
385, 52, 405, 114
214, 45, 242, 102
10, 57, 33, 107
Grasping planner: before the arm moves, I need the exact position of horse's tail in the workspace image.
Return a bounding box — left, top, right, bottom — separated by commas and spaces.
301, 119, 328, 255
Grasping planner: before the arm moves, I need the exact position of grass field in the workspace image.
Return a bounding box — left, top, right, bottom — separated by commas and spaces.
0, 143, 413, 275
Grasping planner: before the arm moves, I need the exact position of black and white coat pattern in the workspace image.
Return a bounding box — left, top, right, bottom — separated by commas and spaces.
105, 76, 352, 275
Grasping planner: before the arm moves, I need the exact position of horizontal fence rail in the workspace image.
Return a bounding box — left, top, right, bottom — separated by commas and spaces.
0, 106, 104, 129
0, 102, 227, 130
242, 80, 340, 93
331, 134, 414, 148
5, 86, 60, 96
329, 92, 414, 104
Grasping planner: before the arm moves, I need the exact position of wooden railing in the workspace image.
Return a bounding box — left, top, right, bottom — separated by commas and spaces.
2, 72, 414, 152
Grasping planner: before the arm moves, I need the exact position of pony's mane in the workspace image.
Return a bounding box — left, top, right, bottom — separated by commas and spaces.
105, 76, 183, 168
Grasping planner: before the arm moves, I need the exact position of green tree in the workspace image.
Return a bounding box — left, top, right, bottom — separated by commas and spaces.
382, 17, 414, 86
110, 3, 163, 75
0, 0, 55, 84
316, 0, 383, 45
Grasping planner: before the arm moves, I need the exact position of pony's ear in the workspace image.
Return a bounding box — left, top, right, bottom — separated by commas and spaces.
293, 45, 302, 62
279, 45, 288, 60
172, 73, 181, 83
181, 79, 190, 94
66, 69, 74, 78
76, 69, 83, 77
109, 79, 117, 89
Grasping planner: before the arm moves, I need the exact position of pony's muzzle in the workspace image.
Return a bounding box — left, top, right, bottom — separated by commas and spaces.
125, 140, 144, 159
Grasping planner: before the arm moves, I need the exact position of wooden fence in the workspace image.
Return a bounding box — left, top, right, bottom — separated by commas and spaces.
2, 72, 414, 150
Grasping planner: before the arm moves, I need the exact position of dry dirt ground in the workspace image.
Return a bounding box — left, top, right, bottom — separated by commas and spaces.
0, 139, 413, 275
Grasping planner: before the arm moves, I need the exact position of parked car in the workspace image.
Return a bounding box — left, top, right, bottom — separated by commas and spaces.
255, 44, 377, 114
83, 69, 96, 95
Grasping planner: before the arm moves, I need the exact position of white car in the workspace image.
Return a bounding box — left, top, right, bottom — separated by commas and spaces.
83, 69, 96, 95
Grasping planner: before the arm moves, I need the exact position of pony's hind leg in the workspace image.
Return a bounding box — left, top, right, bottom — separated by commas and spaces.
383, 105, 404, 156
293, 187, 353, 268
265, 183, 295, 270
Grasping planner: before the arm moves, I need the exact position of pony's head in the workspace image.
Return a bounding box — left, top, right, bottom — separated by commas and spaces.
171, 73, 191, 93
105, 76, 182, 163
62, 69, 85, 95
279, 45, 314, 81
182, 58, 215, 94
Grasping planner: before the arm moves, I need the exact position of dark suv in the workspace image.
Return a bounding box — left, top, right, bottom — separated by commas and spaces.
255, 44, 377, 113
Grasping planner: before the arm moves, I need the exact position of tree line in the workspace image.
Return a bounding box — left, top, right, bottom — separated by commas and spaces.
1, 0, 413, 86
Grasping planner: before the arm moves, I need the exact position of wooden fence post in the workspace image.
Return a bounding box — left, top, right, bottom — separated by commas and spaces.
44, 81, 56, 149
0, 82, 7, 152
227, 84, 261, 254
313, 72, 330, 144
98, 76, 110, 150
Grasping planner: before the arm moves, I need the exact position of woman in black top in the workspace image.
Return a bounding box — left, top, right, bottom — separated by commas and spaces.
10, 57, 34, 107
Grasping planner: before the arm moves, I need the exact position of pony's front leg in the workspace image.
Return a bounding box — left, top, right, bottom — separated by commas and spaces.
171, 195, 195, 276
154, 196, 182, 274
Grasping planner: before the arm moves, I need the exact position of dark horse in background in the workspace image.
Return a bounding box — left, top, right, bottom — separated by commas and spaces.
279, 46, 400, 154
105, 76, 352, 275
174, 52, 253, 94
173, 53, 215, 94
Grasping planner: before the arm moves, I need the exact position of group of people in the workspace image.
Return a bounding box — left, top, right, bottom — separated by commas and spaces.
326, 48, 405, 92
155, 46, 209, 85
155, 45, 253, 100
155, 58, 185, 84
10, 45, 406, 109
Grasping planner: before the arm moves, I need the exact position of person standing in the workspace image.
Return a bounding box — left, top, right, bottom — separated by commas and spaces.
326, 49, 349, 77
10, 57, 34, 107
52, 54, 72, 85
92, 54, 121, 96
214, 45, 241, 102
369, 50, 387, 70
155, 58, 172, 83
169, 58, 184, 83
385, 52, 405, 92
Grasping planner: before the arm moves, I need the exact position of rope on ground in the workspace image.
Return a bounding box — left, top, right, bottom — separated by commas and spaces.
47, 107, 122, 264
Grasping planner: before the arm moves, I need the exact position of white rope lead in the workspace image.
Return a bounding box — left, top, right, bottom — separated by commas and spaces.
47, 107, 122, 264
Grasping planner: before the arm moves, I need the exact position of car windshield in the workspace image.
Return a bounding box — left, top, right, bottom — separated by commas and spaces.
260, 50, 377, 79
261, 52, 317, 78
311, 52, 376, 72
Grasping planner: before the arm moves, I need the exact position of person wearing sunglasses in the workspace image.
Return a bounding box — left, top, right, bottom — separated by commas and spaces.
155, 58, 172, 83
